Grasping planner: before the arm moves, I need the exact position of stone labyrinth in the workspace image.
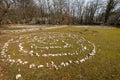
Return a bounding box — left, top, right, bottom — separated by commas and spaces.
1, 32, 96, 70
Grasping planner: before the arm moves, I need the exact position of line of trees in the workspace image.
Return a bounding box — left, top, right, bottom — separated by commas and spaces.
0, 0, 120, 25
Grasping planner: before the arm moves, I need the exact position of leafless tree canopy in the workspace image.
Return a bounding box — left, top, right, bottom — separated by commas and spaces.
0, 0, 120, 25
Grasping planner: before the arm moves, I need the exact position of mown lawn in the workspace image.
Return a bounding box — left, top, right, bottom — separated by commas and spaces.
0, 26, 120, 80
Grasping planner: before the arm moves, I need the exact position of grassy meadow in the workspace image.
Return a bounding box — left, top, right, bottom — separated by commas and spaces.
0, 26, 120, 80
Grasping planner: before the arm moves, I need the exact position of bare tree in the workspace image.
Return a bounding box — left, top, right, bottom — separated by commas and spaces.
83, 0, 101, 24
75, 0, 85, 24
104, 0, 119, 23
0, 0, 119, 26
0, 0, 15, 24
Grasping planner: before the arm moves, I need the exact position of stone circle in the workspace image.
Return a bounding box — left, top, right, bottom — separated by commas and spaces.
1, 32, 96, 70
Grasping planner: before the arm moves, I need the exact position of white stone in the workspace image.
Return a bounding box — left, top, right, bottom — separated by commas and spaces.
16, 74, 22, 79
38, 65, 44, 68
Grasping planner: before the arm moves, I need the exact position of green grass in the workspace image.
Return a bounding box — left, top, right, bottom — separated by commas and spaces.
0, 26, 120, 80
